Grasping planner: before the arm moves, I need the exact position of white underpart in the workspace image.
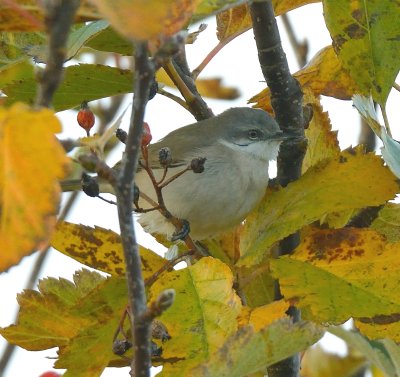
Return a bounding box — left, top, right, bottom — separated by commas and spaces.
135, 139, 281, 240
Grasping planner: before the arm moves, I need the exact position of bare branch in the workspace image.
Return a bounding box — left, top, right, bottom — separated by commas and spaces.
250, 1, 306, 376
114, 41, 154, 377
35, 0, 80, 108
280, 13, 308, 68
164, 46, 213, 121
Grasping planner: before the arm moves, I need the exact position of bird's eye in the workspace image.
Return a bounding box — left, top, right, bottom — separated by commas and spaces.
248, 129, 260, 140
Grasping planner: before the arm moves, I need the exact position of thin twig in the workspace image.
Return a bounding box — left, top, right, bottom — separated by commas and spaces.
114, 41, 154, 377
192, 29, 246, 79
280, 13, 308, 68
158, 88, 189, 111
144, 250, 195, 287
393, 82, 400, 93
380, 105, 392, 137
250, 1, 306, 377
139, 147, 199, 252
35, 0, 80, 108
163, 47, 213, 121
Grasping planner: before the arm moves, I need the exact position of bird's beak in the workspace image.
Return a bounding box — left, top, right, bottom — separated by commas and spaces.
269, 131, 289, 141
269, 131, 301, 142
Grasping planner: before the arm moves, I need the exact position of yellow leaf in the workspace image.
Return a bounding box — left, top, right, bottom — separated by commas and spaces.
0, 103, 69, 271
190, 319, 323, 377
329, 326, 400, 375
271, 227, 400, 335
157, 69, 240, 100
250, 46, 360, 110
301, 345, 366, 377
51, 221, 166, 278
238, 148, 398, 267
0, 269, 103, 350
90, 0, 202, 41
216, 0, 320, 42
323, 0, 400, 105
238, 300, 289, 331
302, 93, 340, 173
371, 203, 400, 243
202, 227, 241, 265
0, 0, 101, 32
195, 78, 240, 100
237, 261, 275, 307
0, 270, 129, 375
150, 257, 242, 376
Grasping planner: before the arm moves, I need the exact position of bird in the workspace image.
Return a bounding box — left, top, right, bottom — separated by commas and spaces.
62, 107, 286, 240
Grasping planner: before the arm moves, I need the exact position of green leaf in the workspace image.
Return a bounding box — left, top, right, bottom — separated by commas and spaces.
85, 26, 133, 55
322, 0, 400, 105
190, 319, 323, 377
55, 276, 128, 376
0, 269, 104, 350
0, 59, 33, 89
0, 31, 46, 67
371, 203, 400, 242
26, 21, 111, 63
0, 269, 128, 377
193, 0, 247, 22
150, 257, 242, 376
238, 148, 398, 267
3, 64, 133, 111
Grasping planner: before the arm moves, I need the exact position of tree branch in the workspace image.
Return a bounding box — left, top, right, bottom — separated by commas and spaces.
114, 42, 154, 377
250, 1, 306, 377
35, 0, 80, 108
280, 13, 308, 68
163, 46, 213, 121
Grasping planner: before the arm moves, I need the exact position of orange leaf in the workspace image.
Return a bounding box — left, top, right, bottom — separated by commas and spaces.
0, 0, 100, 32
90, 0, 202, 41
0, 103, 69, 271
250, 46, 360, 110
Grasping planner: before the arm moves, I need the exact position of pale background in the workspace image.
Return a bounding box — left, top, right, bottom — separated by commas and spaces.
1, 3, 399, 376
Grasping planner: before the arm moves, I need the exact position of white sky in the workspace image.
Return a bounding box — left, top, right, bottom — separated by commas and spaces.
1, 3, 399, 376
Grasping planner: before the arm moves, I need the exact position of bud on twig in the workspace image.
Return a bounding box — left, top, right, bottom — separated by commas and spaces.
112, 339, 132, 356
148, 77, 158, 100
152, 319, 171, 341
81, 173, 99, 197
159, 147, 172, 167
190, 157, 206, 173
116, 128, 128, 144
142, 122, 152, 146
133, 184, 140, 205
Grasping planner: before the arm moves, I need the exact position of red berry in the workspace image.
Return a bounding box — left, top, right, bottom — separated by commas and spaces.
77, 101, 95, 136
39, 371, 61, 377
142, 122, 152, 146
